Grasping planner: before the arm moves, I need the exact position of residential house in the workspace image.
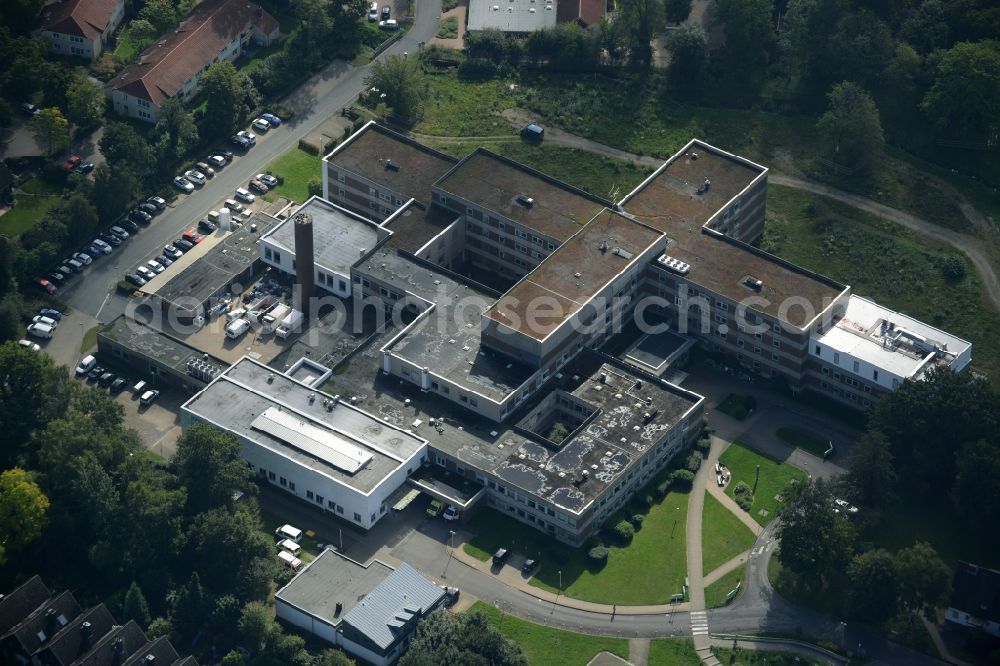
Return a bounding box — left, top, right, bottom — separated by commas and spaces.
32, 0, 126, 61
946, 561, 1000, 637
104, 0, 280, 122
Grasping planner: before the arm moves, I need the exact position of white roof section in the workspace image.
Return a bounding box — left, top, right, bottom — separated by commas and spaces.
816, 295, 972, 379
252, 407, 373, 474
468, 0, 558, 33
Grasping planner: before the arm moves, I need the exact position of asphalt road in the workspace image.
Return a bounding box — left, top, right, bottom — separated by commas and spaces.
59, 3, 442, 322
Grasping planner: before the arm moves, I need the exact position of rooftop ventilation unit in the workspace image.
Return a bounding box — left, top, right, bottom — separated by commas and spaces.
385, 160, 400, 172
599, 241, 608, 253
696, 177, 711, 194
744, 276, 763, 291
613, 247, 633, 259
515, 194, 534, 208
657, 254, 690, 276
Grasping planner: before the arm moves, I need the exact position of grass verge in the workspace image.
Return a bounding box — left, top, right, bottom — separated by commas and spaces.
471, 600, 629, 665
0, 193, 60, 235
720, 442, 807, 526
704, 566, 745, 608
647, 638, 702, 666
711, 647, 825, 665
261, 147, 322, 204
464, 492, 689, 605
702, 492, 756, 575
775, 427, 830, 459
80, 325, 98, 354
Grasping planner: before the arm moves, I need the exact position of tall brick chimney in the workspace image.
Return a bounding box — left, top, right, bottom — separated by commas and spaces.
293, 212, 314, 317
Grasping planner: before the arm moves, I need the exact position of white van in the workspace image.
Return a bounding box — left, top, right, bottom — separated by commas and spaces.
26, 322, 54, 339
76, 355, 97, 375
275, 524, 303, 543
278, 539, 302, 557
225, 318, 251, 340
277, 550, 303, 572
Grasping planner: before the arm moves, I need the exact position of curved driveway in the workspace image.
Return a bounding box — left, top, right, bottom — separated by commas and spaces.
60, 2, 443, 322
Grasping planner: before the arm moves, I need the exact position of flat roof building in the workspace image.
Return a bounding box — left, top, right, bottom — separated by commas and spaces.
275, 550, 446, 666
468, 0, 559, 33
182, 357, 427, 530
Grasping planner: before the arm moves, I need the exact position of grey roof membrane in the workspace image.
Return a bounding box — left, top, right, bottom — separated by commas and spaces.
263, 198, 381, 276
341, 561, 444, 650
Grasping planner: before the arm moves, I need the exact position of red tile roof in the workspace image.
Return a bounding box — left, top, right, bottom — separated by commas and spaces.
107, 0, 278, 105
556, 0, 606, 27
34, 0, 121, 41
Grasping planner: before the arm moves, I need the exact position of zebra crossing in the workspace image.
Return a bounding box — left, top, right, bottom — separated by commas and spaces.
691, 610, 709, 636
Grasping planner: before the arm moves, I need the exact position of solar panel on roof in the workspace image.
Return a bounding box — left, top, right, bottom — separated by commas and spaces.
252, 407, 373, 474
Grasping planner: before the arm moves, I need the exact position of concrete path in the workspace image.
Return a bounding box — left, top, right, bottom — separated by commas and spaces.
627, 637, 649, 666
921, 616, 971, 666
703, 550, 751, 586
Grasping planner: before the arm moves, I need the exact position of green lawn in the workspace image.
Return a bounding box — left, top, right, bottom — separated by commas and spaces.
716, 394, 756, 421
112, 24, 154, 65
428, 140, 653, 201
80, 325, 98, 354
647, 639, 702, 666
261, 147, 322, 204
764, 185, 1000, 380
0, 193, 59, 235
471, 600, 629, 666
702, 492, 756, 575
464, 492, 690, 605
720, 442, 807, 526
775, 427, 831, 459
704, 566, 744, 608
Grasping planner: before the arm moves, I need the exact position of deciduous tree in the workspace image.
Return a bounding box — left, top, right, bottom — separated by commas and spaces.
100, 122, 156, 181
199, 61, 245, 138
174, 424, 251, 514
364, 55, 426, 126
31, 108, 69, 156
0, 342, 72, 467
954, 440, 1000, 533
921, 40, 1000, 141
896, 541, 951, 619
777, 479, 854, 581
0, 467, 49, 564
665, 0, 693, 23
400, 609, 527, 666
816, 81, 884, 174
666, 22, 708, 82
844, 430, 896, 509
847, 548, 900, 625
66, 75, 106, 130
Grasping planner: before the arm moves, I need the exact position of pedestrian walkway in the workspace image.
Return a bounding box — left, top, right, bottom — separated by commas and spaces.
691, 610, 709, 636
627, 637, 649, 666
703, 550, 751, 586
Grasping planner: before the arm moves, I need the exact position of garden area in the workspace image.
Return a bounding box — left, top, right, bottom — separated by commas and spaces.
720, 442, 807, 526
463, 488, 691, 605
704, 566, 744, 609
702, 492, 757, 575
260, 147, 322, 204
0, 177, 65, 236
471, 600, 629, 665
716, 394, 757, 421
775, 427, 831, 459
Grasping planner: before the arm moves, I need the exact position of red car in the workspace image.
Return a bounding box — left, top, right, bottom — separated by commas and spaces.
35, 278, 57, 295
182, 229, 204, 244
63, 155, 81, 170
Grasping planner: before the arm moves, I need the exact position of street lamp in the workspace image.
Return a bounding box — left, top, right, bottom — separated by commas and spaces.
449, 530, 456, 549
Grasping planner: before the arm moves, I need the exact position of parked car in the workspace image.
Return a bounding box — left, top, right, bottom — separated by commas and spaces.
381, 5, 390, 19
219, 150, 234, 163
251, 117, 270, 133
81, 245, 101, 259
20, 102, 39, 116
92, 238, 113, 254
63, 258, 84, 273
237, 130, 256, 146
119, 219, 140, 234
18, 339, 41, 352
182, 229, 203, 244
146, 195, 166, 212
492, 548, 510, 566
521, 559, 538, 575
440, 585, 460, 607
223, 199, 244, 213
26, 322, 54, 339
124, 273, 146, 287
32, 315, 58, 329
163, 245, 183, 260
235, 187, 255, 204
173, 176, 195, 193
184, 169, 206, 186
136, 265, 155, 280
129, 209, 152, 225
230, 135, 250, 150
249, 178, 268, 194
98, 372, 116, 387
256, 173, 279, 188
38, 308, 62, 321
146, 259, 165, 274
140, 389, 160, 406
173, 238, 194, 251
139, 202, 158, 217
63, 155, 81, 170
74, 162, 95, 174
72, 251, 93, 265
110, 225, 131, 240
368, 2, 378, 21
198, 219, 217, 233
100, 231, 122, 246
76, 355, 97, 375
156, 253, 173, 267
207, 154, 227, 169
426, 499, 446, 518
34, 278, 57, 294
45, 271, 66, 285
53, 265, 73, 280
132, 380, 147, 396
442, 505, 460, 521
195, 161, 216, 178
521, 123, 545, 141
261, 112, 281, 127
87, 365, 105, 381
110, 377, 127, 394
379, 19, 398, 30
